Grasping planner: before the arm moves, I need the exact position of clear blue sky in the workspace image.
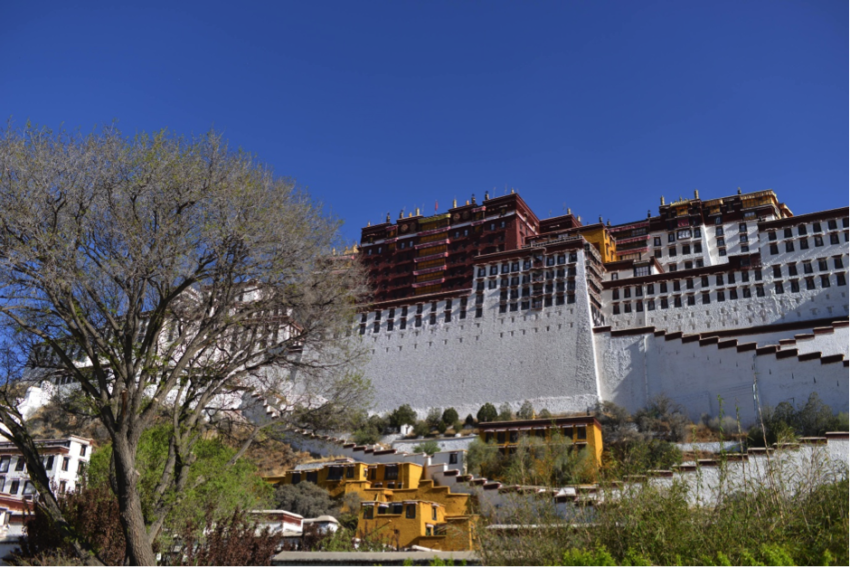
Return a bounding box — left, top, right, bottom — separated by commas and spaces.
2, 1, 847, 244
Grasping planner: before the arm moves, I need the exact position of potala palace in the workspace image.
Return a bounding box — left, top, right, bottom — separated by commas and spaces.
355, 189, 849, 424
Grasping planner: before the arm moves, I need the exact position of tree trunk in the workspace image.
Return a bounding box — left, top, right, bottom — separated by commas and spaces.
112, 436, 157, 566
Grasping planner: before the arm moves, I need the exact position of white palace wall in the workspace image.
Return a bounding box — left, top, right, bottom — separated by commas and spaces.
360, 252, 601, 418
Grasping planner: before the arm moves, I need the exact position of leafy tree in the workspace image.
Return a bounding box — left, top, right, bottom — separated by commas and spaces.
498, 402, 514, 421
538, 409, 552, 419
441, 407, 459, 426
413, 440, 441, 455
412, 420, 431, 438
388, 404, 417, 430
465, 414, 476, 427
272, 482, 339, 519
633, 394, 690, 442
350, 413, 388, 445
517, 400, 535, 420
425, 407, 443, 429
0, 124, 370, 565
86, 424, 273, 538
477, 403, 498, 423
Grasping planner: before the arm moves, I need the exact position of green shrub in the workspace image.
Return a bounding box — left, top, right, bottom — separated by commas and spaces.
477, 403, 498, 423
441, 407, 459, 426
413, 440, 441, 456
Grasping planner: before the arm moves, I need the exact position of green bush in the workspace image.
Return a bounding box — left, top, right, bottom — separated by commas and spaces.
272, 481, 338, 519
497, 402, 513, 421
441, 407, 459, 426
412, 420, 431, 438
477, 403, 498, 423
388, 404, 417, 430
517, 400, 534, 420
413, 440, 441, 456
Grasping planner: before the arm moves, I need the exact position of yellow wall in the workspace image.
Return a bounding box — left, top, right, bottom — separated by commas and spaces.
357, 501, 474, 551
479, 420, 604, 467
577, 226, 616, 263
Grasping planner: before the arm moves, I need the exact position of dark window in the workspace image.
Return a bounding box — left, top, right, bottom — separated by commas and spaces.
701, 276, 709, 287
660, 282, 668, 293
788, 264, 797, 276
828, 219, 838, 230
790, 280, 800, 293
785, 241, 794, 253
613, 304, 620, 315
837, 273, 847, 286
800, 238, 809, 249
775, 281, 784, 294
668, 233, 675, 243
769, 243, 779, 255
687, 295, 696, 306
646, 283, 654, 294
654, 237, 662, 246
814, 235, 824, 247
784, 228, 793, 238
624, 303, 632, 313
830, 233, 840, 245
702, 293, 710, 305
674, 296, 683, 308
624, 288, 631, 298
654, 249, 662, 258
669, 247, 677, 257
768, 231, 777, 241
719, 247, 727, 257
686, 279, 694, 289
821, 275, 831, 288
15, 458, 24, 472
717, 290, 725, 302
612, 289, 619, 300
694, 242, 702, 253
806, 277, 816, 290
716, 227, 724, 236
741, 270, 750, 282
755, 269, 762, 281
835, 257, 844, 269
742, 286, 751, 298
682, 244, 691, 255
818, 258, 828, 271
756, 285, 765, 297
673, 280, 681, 291
729, 288, 738, 300
772, 265, 782, 278
813, 222, 822, 233
660, 297, 668, 309
636, 300, 644, 312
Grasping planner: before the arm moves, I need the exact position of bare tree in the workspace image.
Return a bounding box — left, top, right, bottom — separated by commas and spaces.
0, 123, 370, 565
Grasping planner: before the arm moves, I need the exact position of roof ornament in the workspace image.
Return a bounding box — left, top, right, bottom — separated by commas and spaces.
415, 207, 420, 216
453, 199, 457, 208
607, 219, 611, 226
484, 191, 489, 200
694, 189, 699, 199
599, 216, 604, 223
511, 188, 515, 194
647, 210, 651, 218
567, 208, 572, 215
738, 187, 742, 195
386, 212, 390, 223
471, 193, 476, 205
367, 221, 371, 227
661, 196, 665, 205
399, 209, 404, 219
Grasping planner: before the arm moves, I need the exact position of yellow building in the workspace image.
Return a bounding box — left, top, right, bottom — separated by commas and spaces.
477, 415, 604, 467
358, 500, 474, 551
265, 460, 476, 550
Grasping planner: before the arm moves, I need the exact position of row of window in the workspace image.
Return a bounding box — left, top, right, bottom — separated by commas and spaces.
652, 227, 703, 246
613, 269, 764, 298
767, 218, 847, 241
0, 450, 86, 474
479, 253, 579, 277
656, 242, 704, 258
769, 232, 845, 254
498, 294, 576, 312
611, 273, 847, 314
478, 268, 578, 290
